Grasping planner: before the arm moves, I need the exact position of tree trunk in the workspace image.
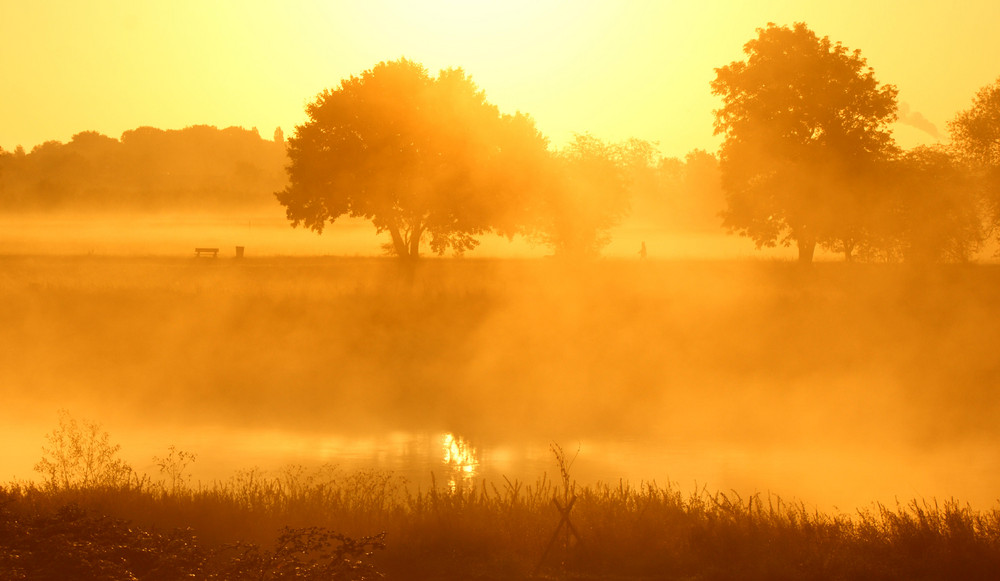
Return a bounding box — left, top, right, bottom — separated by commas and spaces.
408, 224, 423, 259
797, 237, 816, 264
388, 224, 409, 259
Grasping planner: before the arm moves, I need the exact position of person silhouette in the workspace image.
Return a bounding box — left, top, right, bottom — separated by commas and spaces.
639, 241, 647, 259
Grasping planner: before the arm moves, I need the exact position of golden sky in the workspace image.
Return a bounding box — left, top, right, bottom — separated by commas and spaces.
2, 0, 998, 158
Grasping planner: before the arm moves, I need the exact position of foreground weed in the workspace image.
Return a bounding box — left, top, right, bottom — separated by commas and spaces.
153, 445, 197, 494
33, 410, 144, 491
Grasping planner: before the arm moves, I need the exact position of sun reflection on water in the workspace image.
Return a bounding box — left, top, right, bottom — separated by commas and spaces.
442, 433, 478, 490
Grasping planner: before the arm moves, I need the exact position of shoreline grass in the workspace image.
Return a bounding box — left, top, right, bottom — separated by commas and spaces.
4, 462, 1000, 580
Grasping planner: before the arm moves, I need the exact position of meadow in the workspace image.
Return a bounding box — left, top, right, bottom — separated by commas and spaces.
3, 253, 1000, 578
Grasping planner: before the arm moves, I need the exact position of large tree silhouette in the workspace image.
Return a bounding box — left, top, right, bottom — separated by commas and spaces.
950, 76, 1000, 233
711, 22, 898, 262
276, 58, 549, 260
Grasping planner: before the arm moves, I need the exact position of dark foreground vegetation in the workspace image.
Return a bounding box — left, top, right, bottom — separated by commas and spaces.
3, 467, 1000, 580
7, 408, 1000, 580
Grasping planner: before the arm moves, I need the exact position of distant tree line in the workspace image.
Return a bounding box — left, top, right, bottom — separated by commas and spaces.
3, 25, 999, 263
0, 110, 720, 258
0, 125, 286, 212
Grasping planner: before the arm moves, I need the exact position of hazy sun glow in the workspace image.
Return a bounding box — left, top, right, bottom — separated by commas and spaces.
5, 0, 1000, 559
3, 1, 999, 156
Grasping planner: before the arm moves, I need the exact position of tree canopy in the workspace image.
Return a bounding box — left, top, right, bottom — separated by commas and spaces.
275, 58, 550, 260
868, 146, 984, 263
628, 149, 725, 233
950, 77, 1000, 235
950, 77, 1000, 169
529, 134, 637, 257
711, 22, 899, 262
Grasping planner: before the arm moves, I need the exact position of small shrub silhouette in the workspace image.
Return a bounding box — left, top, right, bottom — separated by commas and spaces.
33, 410, 139, 491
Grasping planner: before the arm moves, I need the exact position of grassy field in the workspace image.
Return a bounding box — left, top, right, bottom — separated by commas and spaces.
3, 254, 1000, 577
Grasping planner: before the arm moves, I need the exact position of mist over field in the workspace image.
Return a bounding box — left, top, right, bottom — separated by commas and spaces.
2, 83, 999, 521
6, 5, 1000, 577
3, 247, 999, 511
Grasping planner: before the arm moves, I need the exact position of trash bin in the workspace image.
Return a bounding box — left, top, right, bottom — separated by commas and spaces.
235, 246, 245, 258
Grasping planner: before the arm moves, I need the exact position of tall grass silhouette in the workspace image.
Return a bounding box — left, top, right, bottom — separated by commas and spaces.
4, 414, 1000, 580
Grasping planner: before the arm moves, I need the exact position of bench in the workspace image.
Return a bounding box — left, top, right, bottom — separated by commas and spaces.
194, 247, 219, 258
